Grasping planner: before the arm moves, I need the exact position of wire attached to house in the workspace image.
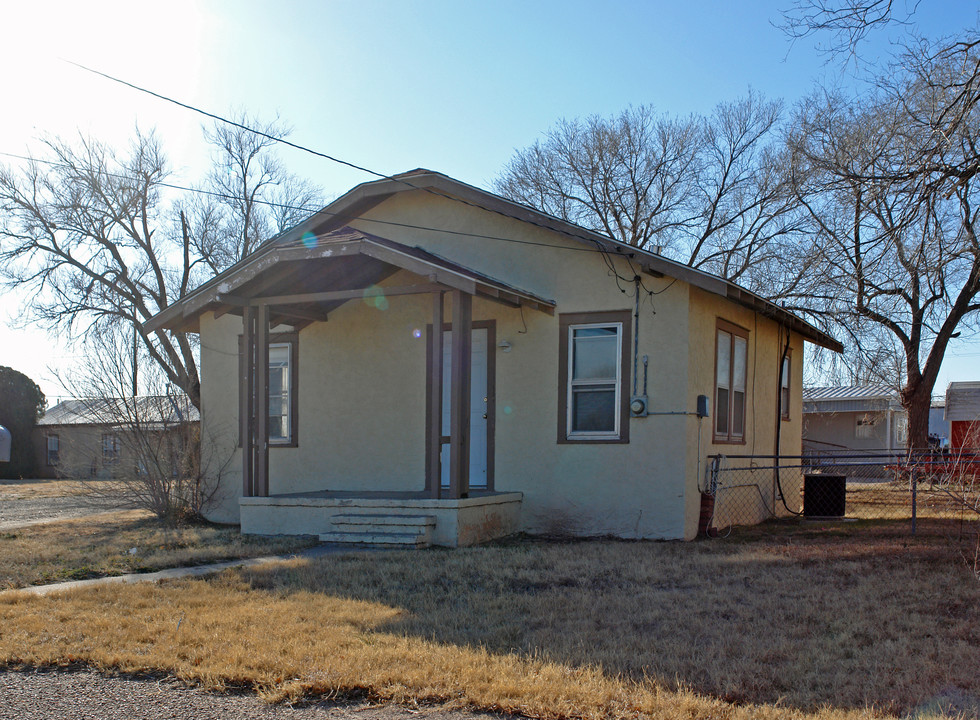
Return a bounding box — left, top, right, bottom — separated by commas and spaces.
773, 326, 803, 517
60, 61, 684, 296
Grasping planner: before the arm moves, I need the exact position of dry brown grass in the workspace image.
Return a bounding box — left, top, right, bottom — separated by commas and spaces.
0, 511, 318, 589
2, 523, 979, 719
847, 481, 980, 522
0, 478, 117, 499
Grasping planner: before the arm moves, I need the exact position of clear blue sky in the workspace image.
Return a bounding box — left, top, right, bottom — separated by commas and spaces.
1, 0, 978, 401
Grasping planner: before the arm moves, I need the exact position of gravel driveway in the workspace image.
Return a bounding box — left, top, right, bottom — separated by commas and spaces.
0, 494, 115, 530
0, 669, 493, 720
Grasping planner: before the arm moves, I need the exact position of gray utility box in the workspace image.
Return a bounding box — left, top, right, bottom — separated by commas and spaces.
803, 474, 847, 518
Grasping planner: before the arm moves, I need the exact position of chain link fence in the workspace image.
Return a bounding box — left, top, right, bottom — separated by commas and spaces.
699, 448, 980, 537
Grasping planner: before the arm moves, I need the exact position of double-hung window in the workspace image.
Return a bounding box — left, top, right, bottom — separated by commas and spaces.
715, 321, 748, 443
558, 311, 631, 443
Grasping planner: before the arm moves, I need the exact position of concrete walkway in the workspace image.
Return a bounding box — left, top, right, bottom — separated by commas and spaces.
3, 544, 350, 597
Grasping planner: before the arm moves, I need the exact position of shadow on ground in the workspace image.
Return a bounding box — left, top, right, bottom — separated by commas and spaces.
237, 528, 980, 714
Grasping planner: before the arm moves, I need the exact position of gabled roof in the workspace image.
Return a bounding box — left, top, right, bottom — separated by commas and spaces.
802, 385, 902, 413
803, 385, 898, 403
144, 169, 842, 352
38, 397, 199, 427
145, 225, 556, 333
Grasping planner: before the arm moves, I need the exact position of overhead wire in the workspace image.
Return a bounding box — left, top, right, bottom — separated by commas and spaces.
60, 60, 676, 295
0, 149, 640, 257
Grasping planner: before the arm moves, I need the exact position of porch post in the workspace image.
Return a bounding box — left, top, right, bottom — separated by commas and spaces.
426, 291, 444, 498
255, 303, 270, 497
448, 290, 472, 499
241, 305, 255, 497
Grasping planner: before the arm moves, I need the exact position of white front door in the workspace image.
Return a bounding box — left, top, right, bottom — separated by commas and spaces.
440, 327, 489, 489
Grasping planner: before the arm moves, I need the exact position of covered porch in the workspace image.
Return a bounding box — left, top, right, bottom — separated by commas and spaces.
166, 226, 554, 544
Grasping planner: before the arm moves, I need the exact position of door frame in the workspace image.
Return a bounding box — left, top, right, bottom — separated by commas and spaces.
425, 319, 496, 492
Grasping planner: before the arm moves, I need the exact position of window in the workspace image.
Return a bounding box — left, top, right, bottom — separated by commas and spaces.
780, 354, 791, 420
268, 343, 291, 443
102, 433, 119, 463
558, 311, 631, 443
715, 321, 748, 442
856, 415, 877, 439
46, 435, 59, 466
895, 414, 908, 445
239, 332, 299, 447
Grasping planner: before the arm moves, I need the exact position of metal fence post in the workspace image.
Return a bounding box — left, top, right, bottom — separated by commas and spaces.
911, 465, 917, 535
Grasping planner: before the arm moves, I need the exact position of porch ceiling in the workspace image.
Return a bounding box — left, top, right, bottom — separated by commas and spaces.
146, 226, 556, 332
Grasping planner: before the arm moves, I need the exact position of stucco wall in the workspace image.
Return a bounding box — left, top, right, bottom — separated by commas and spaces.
684, 287, 805, 534
200, 188, 805, 539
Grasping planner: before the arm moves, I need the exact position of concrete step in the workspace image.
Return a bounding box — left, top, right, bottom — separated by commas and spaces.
318, 530, 432, 547
331, 513, 436, 530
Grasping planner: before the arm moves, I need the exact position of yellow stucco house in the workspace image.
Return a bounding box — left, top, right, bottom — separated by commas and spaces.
145, 169, 841, 545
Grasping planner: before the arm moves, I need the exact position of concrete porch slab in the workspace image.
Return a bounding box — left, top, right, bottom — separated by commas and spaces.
240, 491, 522, 547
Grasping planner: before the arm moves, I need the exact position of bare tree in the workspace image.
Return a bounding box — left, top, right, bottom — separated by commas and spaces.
495, 105, 700, 252
494, 93, 805, 291
778, 0, 917, 58
775, 3, 980, 449
0, 119, 323, 409
0, 131, 204, 406
780, 1, 980, 186
786, 82, 980, 449
55, 328, 230, 525
188, 111, 323, 274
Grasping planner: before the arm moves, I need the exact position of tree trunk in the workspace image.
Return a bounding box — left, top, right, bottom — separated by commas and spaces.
901, 380, 933, 451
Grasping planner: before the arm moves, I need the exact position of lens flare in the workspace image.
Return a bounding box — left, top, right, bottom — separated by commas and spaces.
503, 405, 513, 415
362, 285, 388, 311
301, 231, 317, 249
412, 328, 423, 339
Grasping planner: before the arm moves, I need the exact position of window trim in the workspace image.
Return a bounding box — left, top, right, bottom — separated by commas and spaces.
557, 310, 631, 444
780, 351, 791, 421
238, 331, 300, 448
714, 319, 750, 445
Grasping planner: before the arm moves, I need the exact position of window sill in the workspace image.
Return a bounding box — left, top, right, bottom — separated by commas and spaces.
559, 435, 629, 445
237, 441, 299, 449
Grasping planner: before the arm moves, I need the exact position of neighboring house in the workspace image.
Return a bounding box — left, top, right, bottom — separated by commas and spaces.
33, 397, 199, 479
144, 169, 842, 544
945, 382, 980, 450
929, 399, 950, 446
803, 385, 907, 453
